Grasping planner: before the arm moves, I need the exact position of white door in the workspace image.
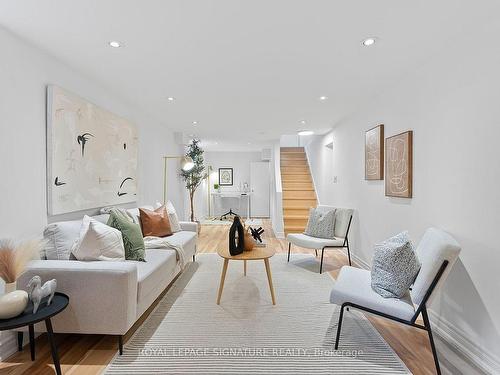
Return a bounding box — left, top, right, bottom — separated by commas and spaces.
250, 161, 270, 217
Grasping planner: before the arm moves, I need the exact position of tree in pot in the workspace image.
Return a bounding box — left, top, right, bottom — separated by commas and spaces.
180, 139, 207, 222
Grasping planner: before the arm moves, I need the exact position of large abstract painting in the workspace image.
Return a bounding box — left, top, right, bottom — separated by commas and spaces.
47, 85, 138, 215
365, 124, 384, 180
385, 131, 413, 198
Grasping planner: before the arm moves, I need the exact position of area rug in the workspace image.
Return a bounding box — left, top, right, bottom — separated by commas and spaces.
104, 254, 410, 374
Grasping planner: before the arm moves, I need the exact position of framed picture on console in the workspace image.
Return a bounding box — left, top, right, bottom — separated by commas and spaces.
365, 124, 384, 180
219, 168, 233, 186
385, 130, 413, 198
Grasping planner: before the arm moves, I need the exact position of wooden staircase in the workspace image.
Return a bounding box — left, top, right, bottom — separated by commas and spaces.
280, 147, 317, 237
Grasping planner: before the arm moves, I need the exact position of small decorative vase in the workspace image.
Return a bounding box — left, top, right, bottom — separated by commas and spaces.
243, 231, 255, 252
0, 290, 29, 319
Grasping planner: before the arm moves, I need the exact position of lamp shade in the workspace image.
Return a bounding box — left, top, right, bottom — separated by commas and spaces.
181, 156, 195, 171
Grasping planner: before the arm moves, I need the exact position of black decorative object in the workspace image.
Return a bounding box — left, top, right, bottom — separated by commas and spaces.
228, 216, 245, 255
249, 226, 265, 243
54, 177, 66, 186
76, 133, 94, 157
118, 177, 134, 197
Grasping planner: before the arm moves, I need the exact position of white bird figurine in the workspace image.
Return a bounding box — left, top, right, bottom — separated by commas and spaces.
27, 276, 57, 314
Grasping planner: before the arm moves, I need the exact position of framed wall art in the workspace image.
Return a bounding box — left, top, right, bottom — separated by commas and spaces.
219, 168, 233, 186
385, 130, 413, 198
47, 85, 138, 215
365, 124, 384, 180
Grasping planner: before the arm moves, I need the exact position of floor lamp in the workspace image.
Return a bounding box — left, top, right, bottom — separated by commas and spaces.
163, 156, 195, 204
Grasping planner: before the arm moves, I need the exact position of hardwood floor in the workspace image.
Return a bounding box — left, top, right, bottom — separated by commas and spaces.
0, 221, 436, 375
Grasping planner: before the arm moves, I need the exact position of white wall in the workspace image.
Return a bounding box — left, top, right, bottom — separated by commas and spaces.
0, 26, 185, 358
190, 151, 263, 220
305, 21, 500, 374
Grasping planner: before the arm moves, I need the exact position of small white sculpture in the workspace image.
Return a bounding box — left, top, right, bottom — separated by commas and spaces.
27, 276, 57, 314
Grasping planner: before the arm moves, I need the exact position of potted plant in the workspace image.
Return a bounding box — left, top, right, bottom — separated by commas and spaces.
213, 183, 220, 193
180, 139, 208, 223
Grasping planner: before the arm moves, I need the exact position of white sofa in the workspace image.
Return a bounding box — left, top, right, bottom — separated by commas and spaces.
16, 207, 197, 353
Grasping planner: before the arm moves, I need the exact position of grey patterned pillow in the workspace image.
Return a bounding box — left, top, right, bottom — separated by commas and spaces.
371, 231, 421, 298
304, 208, 336, 239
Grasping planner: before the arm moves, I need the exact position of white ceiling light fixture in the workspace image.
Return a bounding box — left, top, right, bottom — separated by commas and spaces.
108, 40, 122, 48
167, 97, 175, 101
319, 96, 328, 101
297, 130, 314, 136
362, 37, 377, 46
300, 120, 306, 125
192, 121, 198, 126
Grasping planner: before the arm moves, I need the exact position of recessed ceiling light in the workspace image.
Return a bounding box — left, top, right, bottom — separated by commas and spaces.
319, 96, 328, 101
167, 97, 175, 101
192, 121, 198, 126
298, 130, 314, 136
109, 41, 122, 48
362, 37, 376, 46
300, 120, 306, 125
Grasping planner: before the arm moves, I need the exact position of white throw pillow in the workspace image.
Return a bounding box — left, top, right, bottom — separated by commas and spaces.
304, 208, 336, 239
71, 215, 125, 261
371, 231, 421, 298
155, 201, 181, 232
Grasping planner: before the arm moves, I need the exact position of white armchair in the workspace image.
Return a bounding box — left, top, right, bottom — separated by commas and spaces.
287, 206, 353, 273
330, 228, 461, 375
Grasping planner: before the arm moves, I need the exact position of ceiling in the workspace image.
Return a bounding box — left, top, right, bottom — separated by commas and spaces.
0, 0, 498, 151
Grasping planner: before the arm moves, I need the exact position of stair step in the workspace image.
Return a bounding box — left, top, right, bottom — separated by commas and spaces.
284, 225, 307, 233
284, 217, 309, 227
283, 186, 314, 191
284, 208, 312, 216
283, 191, 316, 199
281, 167, 310, 174
280, 153, 306, 160
281, 174, 312, 182
281, 147, 304, 153
282, 198, 317, 208
280, 159, 308, 167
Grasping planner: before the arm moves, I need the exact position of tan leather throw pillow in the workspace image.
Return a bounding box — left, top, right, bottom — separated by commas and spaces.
139, 206, 173, 237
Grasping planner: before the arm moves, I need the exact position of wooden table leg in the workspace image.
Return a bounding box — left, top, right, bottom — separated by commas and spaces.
45, 318, 62, 375
217, 259, 229, 305
29, 324, 35, 361
264, 258, 276, 305
244, 260, 247, 276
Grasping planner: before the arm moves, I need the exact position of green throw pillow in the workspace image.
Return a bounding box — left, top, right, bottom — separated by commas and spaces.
107, 209, 146, 261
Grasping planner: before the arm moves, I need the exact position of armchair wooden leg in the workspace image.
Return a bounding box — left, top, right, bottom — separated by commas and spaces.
287, 242, 291, 262
314, 249, 318, 257
422, 307, 441, 375
320, 248, 325, 274
335, 304, 346, 350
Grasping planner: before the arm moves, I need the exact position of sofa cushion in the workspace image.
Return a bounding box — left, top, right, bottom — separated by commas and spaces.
108, 209, 146, 261
136, 249, 177, 303
287, 233, 344, 249
44, 219, 82, 260
139, 206, 173, 237
71, 215, 125, 261
331, 266, 416, 321
166, 231, 197, 254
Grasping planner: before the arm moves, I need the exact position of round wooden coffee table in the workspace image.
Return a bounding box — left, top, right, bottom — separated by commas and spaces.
217, 247, 276, 305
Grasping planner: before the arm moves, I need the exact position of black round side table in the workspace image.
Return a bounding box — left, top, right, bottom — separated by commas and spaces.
0, 292, 69, 375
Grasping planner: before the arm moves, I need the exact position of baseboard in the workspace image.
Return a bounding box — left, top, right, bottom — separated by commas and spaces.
351, 253, 370, 270
429, 310, 500, 374
274, 231, 285, 239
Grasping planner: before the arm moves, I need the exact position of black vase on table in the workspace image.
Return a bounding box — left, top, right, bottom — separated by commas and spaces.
229, 216, 245, 256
